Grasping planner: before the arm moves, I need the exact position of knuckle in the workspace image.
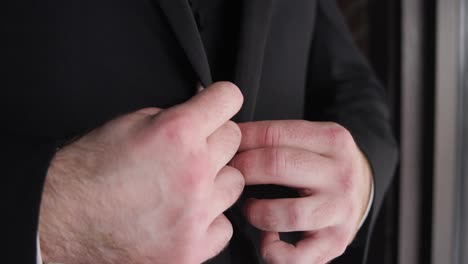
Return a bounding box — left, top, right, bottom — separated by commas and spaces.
224, 121, 242, 147
180, 157, 212, 191
232, 169, 246, 195
287, 202, 305, 229
325, 123, 354, 149
222, 170, 245, 206
312, 201, 336, 225
260, 204, 280, 230
217, 216, 234, 237
189, 208, 211, 228
159, 111, 194, 143
265, 148, 286, 177
182, 174, 206, 193
337, 163, 357, 194
260, 247, 275, 263
261, 247, 282, 264
222, 220, 234, 241
264, 122, 282, 146
226, 120, 241, 135
212, 218, 234, 254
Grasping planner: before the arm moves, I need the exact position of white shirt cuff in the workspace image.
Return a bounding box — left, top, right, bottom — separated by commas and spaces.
358, 177, 374, 229
37, 235, 42, 264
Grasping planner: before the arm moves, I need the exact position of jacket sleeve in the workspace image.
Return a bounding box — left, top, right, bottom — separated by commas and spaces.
2, 136, 58, 263
305, 0, 398, 262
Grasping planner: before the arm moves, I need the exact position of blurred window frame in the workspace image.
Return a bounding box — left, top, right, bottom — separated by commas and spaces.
432, 0, 468, 263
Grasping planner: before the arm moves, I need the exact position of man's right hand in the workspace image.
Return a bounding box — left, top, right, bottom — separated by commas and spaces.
38, 82, 245, 264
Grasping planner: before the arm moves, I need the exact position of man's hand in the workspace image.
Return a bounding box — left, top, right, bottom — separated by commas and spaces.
230, 121, 373, 264
39, 82, 245, 264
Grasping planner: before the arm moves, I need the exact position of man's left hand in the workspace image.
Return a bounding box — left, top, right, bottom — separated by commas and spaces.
230, 121, 373, 264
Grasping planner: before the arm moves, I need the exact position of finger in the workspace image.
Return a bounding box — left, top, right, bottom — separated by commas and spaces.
244, 197, 342, 232
211, 166, 245, 219
204, 214, 234, 261
135, 107, 163, 116
261, 231, 294, 264
208, 121, 242, 172
238, 121, 354, 155
162, 82, 243, 137
261, 227, 349, 264
230, 146, 333, 189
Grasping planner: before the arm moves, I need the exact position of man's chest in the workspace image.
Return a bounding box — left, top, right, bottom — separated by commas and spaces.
4, 0, 318, 140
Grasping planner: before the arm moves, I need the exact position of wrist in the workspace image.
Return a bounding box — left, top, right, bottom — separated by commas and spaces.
39, 147, 133, 264
38, 149, 88, 263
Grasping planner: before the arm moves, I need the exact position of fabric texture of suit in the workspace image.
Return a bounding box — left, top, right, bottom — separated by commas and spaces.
2, 0, 398, 263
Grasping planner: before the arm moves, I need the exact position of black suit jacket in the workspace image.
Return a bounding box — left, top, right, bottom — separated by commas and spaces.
2, 0, 398, 263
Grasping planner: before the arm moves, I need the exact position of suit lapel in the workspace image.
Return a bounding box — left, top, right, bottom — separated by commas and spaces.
158, 0, 274, 121
233, 0, 274, 122
158, 0, 212, 87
